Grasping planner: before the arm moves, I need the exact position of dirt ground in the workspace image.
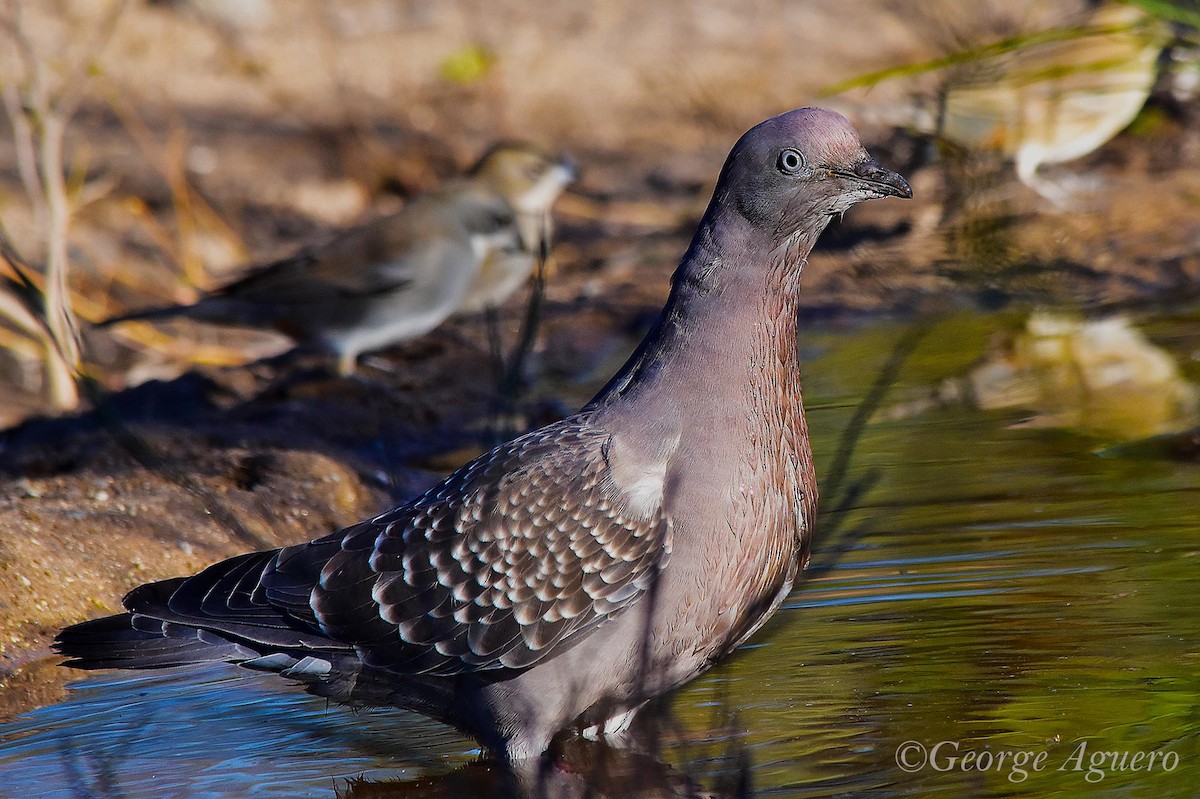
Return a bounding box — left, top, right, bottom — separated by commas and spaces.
2, 0, 1200, 718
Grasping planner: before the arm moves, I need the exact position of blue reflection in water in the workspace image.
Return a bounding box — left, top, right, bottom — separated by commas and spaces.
0, 666, 475, 798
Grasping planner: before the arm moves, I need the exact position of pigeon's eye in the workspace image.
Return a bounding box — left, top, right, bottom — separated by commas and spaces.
777, 148, 805, 175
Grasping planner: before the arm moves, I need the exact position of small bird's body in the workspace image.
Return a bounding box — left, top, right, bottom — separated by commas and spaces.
58, 109, 911, 760
939, 2, 1168, 204
103, 144, 574, 374
456, 143, 577, 314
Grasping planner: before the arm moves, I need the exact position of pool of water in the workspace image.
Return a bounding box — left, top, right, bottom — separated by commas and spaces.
2, 311, 1199, 797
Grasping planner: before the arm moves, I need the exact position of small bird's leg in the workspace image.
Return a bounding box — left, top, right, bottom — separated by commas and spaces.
489, 214, 550, 442
337, 349, 359, 377
500, 213, 550, 397
485, 304, 505, 389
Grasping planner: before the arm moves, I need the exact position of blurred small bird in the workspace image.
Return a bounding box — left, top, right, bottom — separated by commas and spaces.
103, 143, 575, 375
937, 2, 1169, 204
457, 144, 576, 316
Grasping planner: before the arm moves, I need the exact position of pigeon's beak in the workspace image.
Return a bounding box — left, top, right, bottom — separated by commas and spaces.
842, 157, 913, 199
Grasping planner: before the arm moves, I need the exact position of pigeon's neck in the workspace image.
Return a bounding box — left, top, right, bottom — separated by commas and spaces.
590, 209, 824, 419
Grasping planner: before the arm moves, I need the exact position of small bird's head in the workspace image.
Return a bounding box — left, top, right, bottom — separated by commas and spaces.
469, 142, 576, 216
713, 107, 911, 240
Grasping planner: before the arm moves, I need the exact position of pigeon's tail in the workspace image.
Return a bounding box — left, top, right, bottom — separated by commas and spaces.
54, 546, 350, 675
54, 611, 245, 670
54, 578, 252, 670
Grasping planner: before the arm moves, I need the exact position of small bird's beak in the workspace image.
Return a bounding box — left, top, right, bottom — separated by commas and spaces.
840, 158, 913, 199
557, 154, 579, 185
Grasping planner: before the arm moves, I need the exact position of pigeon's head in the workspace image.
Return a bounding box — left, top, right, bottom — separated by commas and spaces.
715, 107, 911, 237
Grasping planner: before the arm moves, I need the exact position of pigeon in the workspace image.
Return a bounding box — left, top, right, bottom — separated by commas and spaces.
57, 108, 911, 761
102, 143, 575, 375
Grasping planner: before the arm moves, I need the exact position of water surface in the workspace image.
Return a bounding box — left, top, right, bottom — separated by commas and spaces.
2, 311, 1199, 797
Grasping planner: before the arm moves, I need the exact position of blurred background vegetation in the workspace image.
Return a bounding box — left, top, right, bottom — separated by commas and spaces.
0, 0, 1197, 428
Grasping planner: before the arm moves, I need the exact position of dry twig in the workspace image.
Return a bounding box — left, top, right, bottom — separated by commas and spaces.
0, 0, 128, 408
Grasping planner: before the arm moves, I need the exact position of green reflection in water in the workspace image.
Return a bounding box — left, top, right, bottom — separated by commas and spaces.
0, 312, 1197, 797
665, 312, 1200, 796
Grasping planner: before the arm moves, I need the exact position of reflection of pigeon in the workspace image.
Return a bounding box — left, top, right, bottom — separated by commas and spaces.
102, 144, 574, 375
938, 3, 1168, 204
57, 109, 911, 761
341, 738, 737, 798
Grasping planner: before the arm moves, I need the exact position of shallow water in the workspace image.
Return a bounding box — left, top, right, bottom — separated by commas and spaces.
2, 311, 1200, 797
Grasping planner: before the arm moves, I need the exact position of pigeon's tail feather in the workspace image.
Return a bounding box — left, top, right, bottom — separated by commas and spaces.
55, 572, 260, 669
54, 612, 252, 670
54, 547, 348, 672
